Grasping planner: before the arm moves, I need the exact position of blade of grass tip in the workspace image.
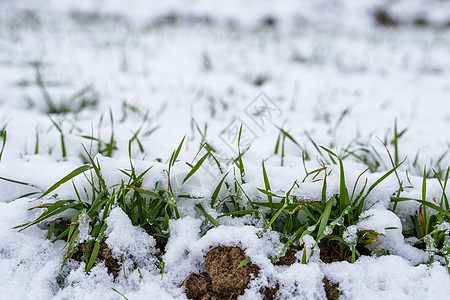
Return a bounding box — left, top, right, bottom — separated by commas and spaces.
196, 204, 220, 227
306, 132, 326, 160
82, 144, 108, 195
422, 166, 428, 228
350, 167, 369, 202
235, 180, 258, 216
38, 165, 93, 199
0, 128, 6, 161
321, 165, 327, 207
256, 188, 284, 199
321, 146, 349, 214
391, 197, 450, 219
376, 136, 403, 188
237, 124, 245, 183
183, 151, 209, 184
258, 203, 287, 237
281, 128, 302, 149
130, 186, 165, 201
422, 166, 427, 202
237, 257, 251, 269
106, 108, 115, 157
274, 132, 281, 154
132, 166, 153, 186
48, 114, 66, 158
211, 173, 228, 208
111, 288, 129, 300
0, 176, 40, 189
366, 158, 405, 199
170, 135, 186, 168
14, 200, 85, 231
262, 161, 274, 219
204, 145, 223, 174
301, 247, 308, 264
442, 167, 449, 210
302, 150, 309, 177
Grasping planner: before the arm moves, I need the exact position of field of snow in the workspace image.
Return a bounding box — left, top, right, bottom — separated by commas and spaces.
1, 1, 450, 299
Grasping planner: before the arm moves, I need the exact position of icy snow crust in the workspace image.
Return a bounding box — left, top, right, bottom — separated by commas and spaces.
1, 1, 450, 299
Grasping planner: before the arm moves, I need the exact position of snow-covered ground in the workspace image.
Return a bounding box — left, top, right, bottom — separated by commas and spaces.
1, 1, 450, 299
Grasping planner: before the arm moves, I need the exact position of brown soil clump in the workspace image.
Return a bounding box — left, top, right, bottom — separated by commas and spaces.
261, 284, 280, 300
373, 8, 399, 27
274, 249, 298, 266
72, 238, 121, 278
182, 273, 210, 299
323, 277, 340, 300
319, 243, 371, 264
183, 246, 260, 300
319, 244, 349, 264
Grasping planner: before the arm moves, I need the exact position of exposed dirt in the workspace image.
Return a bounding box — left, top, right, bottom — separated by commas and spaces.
183, 246, 347, 299
183, 273, 210, 300
72, 238, 121, 278
319, 243, 349, 264
323, 277, 340, 300
373, 8, 399, 27
261, 284, 280, 300
274, 249, 298, 266
183, 246, 260, 300
373, 7, 450, 28
319, 243, 370, 264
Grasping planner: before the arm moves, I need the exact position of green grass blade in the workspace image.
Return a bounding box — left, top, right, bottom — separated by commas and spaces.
38, 165, 93, 199
211, 173, 228, 208
391, 197, 450, 219
317, 198, 333, 241
170, 135, 186, 168
183, 151, 209, 183
86, 223, 108, 272
196, 204, 220, 227
262, 161, 274, 218
258, 203, 287, 237
218, 209, 260, 218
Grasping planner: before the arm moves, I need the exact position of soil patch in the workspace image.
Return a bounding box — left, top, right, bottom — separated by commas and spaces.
319, 243, 370, 264
183, 246, 260, 300
72, 238, 121, 278
323, 277, 340, 300
274, 249, 298, 266
319, 243, 349, 264
373, 8, 399, 27
261, 284, 280, 300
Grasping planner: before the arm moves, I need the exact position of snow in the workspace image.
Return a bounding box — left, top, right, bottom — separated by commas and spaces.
1, 0, 450, 299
